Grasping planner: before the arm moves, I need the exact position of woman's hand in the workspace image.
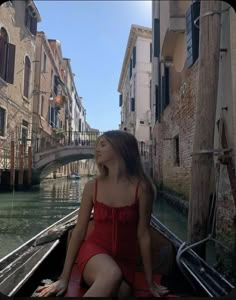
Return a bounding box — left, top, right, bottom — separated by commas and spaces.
36, 278, 68, 297
149, 282, 169, 297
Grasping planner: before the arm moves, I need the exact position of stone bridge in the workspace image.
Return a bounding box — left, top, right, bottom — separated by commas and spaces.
32, 131, 101, 180
31, 130, 152, 181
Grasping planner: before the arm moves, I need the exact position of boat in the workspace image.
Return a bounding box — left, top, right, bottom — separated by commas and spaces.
0, 209, 234, 298
67, 172, 81, 180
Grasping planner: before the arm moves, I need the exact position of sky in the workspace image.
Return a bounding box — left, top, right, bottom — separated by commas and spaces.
34, 0, 152, 132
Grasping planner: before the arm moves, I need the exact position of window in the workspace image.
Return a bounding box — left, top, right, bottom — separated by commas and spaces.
154, 18, 160, 57
132, 46, 136, 68
43, 52, 47, 73
25, 5, 38, 35
129, 59, 132, 79
21, 120, 28, 145
155, 85, 160, 122
23, 56, 31, 98
0, 107, 6, 137
174, 135, 180, 166
161, 66, 170, 112
41, 96, 44, 116
186, 0, 200, 68
119, 94, 123, 107
149, 80, 152, 109
0, 27, 15, 84
150, 43, 152, 62
130, 97, 135, 112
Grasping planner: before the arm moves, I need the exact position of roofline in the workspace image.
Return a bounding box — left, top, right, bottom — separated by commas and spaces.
117, 25, 152, 93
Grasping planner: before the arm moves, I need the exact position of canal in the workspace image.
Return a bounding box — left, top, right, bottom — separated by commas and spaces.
0, 178, 219, 269
0, 177, 87, 259
0, 177, 189, 260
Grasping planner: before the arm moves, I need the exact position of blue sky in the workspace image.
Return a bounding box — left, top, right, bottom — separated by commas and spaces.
34, 0, 152, 132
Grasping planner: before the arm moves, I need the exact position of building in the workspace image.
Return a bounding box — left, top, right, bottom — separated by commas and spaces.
118, 25, 152, 144
151, 0, 236, 258
0, 0, 41, 171
32, 32, 68, 152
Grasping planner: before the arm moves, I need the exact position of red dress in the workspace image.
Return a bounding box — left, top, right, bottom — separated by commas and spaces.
77, 178, 140, 288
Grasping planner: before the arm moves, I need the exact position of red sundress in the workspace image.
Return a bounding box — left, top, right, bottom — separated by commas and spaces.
77, 178, 140, 288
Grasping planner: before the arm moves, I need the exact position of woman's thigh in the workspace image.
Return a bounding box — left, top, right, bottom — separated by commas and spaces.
82, 253, 123, 286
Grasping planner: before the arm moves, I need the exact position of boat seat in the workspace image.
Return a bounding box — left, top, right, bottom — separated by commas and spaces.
65, 261, 176, 297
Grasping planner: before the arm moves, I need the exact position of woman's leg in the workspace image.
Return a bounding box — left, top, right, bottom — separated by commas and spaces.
82, 253, 123, 297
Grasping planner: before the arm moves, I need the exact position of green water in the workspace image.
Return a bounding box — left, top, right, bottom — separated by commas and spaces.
0, 177, 88, 259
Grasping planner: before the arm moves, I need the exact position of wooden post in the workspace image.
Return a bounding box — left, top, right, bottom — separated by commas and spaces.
187, 0, 221, 256
18, 144, 24, 186
28, 146, 32, 185
10, 141, 15, 187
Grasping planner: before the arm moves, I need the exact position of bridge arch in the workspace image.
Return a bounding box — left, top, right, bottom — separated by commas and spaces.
33, 145, 95, 179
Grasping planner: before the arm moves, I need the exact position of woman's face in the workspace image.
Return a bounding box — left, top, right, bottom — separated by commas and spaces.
95, 136, 117, 164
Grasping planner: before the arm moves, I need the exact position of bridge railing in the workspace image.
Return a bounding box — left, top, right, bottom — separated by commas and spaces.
33, 131, 103, 153
32, 129, 152, 161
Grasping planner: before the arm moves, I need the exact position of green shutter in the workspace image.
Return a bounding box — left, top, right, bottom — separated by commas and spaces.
132, 46, 136, 68
186, 1, 200, 68
154, 19, 160, 57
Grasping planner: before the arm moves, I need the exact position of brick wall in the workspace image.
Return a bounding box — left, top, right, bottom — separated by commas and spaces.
153, 62, 199, 198
0, 2, 36, 147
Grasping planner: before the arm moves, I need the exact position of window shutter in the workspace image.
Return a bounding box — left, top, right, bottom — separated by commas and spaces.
154, 18, 160, 57
155, 85, 160, 122
186, 1, 200, 68
164, 66, 169, 108
23, 57, 31, 98
119, 94, 123, 107
25, 8, 30, 28
132, 46, 136, 68
161, 75, 165, 113
129, 59, 132, 79
131, 97, 135, 112
150, 43, 152, 62
54, 76, 58, 95
0, 107, 6, 136
30, 17, 37, 35
6, 43, 16, 84
0, 36, 7, 80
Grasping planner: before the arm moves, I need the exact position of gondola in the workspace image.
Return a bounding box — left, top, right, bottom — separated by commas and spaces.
0, 209, 234, 298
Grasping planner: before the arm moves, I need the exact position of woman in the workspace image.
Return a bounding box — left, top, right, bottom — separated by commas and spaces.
37, 130, 169, 297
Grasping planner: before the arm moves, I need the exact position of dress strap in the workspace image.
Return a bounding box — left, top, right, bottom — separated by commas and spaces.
135, 180, 141, 203
93, 178, 98, 203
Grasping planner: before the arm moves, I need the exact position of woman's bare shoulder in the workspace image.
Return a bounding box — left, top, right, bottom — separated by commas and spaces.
84, 177, 98, 186
138, 177, 156, 199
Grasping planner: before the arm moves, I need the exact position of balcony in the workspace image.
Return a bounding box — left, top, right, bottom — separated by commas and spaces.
169, 0, 191, 32
161, 0, 191, 66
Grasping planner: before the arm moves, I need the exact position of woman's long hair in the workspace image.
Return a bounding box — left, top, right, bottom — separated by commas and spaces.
96, 130, 156, 197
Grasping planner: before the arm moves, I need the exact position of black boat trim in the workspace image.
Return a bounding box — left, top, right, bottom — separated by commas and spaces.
8, 240, 59, 297
150, 214, 234, 297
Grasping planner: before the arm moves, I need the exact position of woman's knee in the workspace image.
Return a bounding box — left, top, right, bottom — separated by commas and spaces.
104, 265, 122, 284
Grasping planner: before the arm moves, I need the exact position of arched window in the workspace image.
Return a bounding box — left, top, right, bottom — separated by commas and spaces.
0, 27, 9, 42
0, 27, 15, 84
23, 56, 31, 98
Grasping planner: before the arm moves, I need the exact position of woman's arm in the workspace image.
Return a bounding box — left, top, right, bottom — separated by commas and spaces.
137, 180, 154, 287
37, 178, 95, 297
59, 178, 94, 281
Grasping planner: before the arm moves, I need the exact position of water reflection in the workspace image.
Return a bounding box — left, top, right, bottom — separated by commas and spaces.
153, 197, 188, 241
0, 177, 88, 259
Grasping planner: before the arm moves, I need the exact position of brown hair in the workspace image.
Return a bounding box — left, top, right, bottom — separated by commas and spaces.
95, 130, 156, 197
